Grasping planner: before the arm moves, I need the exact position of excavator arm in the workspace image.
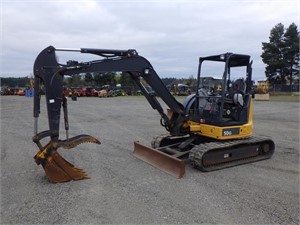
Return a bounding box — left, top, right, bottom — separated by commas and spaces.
33, 46, 186, 182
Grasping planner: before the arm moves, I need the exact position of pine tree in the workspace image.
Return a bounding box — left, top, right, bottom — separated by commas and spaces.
283, 23, 299, 85
261, 23, 285, 84
261, 23, 299, 85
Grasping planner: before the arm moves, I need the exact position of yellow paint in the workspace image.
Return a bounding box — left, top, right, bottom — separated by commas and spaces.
187, 98, 253, 140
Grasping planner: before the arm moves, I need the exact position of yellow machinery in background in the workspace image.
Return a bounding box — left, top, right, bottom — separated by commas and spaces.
255, 80, 270, 100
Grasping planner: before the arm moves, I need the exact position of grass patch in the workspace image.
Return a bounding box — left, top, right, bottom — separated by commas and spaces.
270, 94, 299, 102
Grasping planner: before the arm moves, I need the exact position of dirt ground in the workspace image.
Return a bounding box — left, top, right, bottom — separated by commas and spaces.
1, 95, 299, 224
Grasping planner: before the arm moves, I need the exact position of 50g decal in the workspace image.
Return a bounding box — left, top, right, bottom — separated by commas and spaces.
222, 128, 240, 136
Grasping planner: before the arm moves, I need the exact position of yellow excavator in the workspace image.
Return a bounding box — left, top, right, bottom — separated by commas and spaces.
33, 46, 275, 182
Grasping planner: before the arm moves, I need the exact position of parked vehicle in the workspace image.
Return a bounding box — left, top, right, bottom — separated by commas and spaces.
16, 89, 25, 96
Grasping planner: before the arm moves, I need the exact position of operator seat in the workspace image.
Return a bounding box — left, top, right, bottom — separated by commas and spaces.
232, 79, 246, 106
226, 78, 246, 107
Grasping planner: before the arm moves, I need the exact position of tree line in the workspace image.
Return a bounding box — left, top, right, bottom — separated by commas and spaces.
0, 73, 182, 89
65, 72, 181, 87
0, 77, 32, 88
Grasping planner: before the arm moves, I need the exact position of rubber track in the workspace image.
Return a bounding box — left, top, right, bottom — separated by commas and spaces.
189, 136, 275, 172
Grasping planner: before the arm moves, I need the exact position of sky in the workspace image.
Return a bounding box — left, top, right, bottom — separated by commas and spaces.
1, 0, 299, 81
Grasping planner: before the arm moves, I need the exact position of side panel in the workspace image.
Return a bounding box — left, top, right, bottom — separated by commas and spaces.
189, 123, 253, 140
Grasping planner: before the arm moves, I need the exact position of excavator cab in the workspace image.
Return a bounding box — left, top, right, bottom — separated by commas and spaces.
186, 53, 251, 124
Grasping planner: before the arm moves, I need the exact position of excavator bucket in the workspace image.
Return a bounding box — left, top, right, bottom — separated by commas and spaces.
133, 141, 185, 178
34, 135, 100, 183
44, 151, 90, 183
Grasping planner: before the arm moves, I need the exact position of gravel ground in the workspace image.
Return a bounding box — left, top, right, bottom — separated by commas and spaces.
1, 95, 299, 225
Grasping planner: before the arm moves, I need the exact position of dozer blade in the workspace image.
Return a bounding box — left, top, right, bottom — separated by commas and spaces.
133, 141, 185, 178
44, 151, 90, 183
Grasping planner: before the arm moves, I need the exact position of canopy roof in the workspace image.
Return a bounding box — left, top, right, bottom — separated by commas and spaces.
199, 53, 250, 67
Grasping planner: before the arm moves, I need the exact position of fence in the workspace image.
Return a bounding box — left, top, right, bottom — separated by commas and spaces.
269, 84, 299, 93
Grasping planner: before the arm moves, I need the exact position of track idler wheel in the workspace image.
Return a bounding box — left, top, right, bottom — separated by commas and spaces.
34, 135, 100, 183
